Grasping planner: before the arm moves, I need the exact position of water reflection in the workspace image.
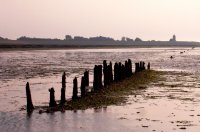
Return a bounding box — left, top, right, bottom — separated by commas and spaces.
93, 107, 107, 113
26, 112, 33, 132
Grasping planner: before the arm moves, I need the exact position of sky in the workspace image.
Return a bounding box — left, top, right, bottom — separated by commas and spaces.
0, 0, 200, 41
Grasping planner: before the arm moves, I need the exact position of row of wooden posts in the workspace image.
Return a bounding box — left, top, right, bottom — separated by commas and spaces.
26, 59, 150, 112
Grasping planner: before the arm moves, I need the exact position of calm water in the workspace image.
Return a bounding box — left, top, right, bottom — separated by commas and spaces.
0, 47, 200, 132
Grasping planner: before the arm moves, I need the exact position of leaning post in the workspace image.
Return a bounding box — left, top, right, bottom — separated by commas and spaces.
26, 82, 34, 112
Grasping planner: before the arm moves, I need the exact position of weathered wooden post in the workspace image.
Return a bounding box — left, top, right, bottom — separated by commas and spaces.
84, 70, 89, 87
81, 76, 86, 97
26, 82, 34, 112
93, 65, 99, 91
103, 60, 108, 87
98, 65, 103, 89
107, 62, 112, 84
135, 63, 139, 73
147, 62, 150, 70
118, 62, 122, 81
109, 61, 113, 83
49, 88, 57, 107
72, 77, 78, 100
125, 60, 128, 77
62, 72, 66, 89
139, 61, 142, 71
114, 62, 118, 82
60, 87, 65, 105
121, 64, 125, 80
140, 61, 144, 71
128, 59, 132, 76
60, 72, 66, 105
93, 65, 98, 91
143, 61, 146, 70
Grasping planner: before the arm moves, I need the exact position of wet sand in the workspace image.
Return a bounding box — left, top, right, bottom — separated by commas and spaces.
1, 47, 200, 131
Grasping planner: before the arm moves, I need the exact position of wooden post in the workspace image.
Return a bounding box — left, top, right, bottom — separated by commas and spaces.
60, 72, 66, 105
107, 62, 112, 84
72, 77, 78, 100
62, 72, 66, 89
121, 64, 125, 80
125, 60, 128, 77
81, 76, 86, 97
147, 62, 150, 70
98, 65, 103, 89
143, 61, 146, 70
103, 60, 108, 87
114, 62, 118, 82
60, 87, 66, 105
49, 88, 57, 107
140, 61, 144, 71
135, 63, 139, 73
118, 62, 122, 81
84, 70, 89, 87
128, 59, 132, 76
93, 65, 98, 91
109, 61, 113, 83
26, 82, 34, 112
139, 61, 142, 71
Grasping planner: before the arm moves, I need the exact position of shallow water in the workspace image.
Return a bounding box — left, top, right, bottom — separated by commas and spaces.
0, 47, 200, 131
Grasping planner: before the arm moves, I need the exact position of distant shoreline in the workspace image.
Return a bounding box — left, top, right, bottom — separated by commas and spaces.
1, 34, 200, 50
0, 44, 198, 51
0, 39, 199, 50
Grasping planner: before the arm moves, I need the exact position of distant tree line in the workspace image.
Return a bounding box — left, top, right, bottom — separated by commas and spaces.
64, 35, 143, 42
0, 36, 8, 40
16, 35, 143, 43
17, 36, 60, 41
0, 35, 179, 45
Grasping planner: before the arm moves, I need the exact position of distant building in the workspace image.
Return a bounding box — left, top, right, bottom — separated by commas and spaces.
65, 35, 72, 40
170, 35, 176, 42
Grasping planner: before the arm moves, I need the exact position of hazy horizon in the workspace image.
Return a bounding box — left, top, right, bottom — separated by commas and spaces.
1, 0, 200, 41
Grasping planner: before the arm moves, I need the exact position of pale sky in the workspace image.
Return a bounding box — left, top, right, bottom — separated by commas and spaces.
0, 0, 200, 41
